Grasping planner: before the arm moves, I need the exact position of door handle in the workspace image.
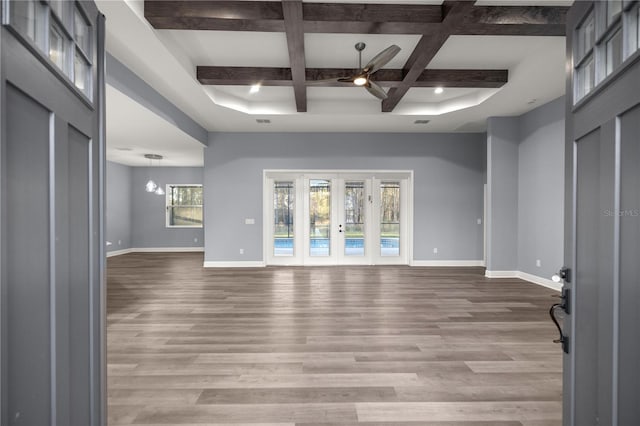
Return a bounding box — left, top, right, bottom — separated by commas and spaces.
549, 267, 571, 354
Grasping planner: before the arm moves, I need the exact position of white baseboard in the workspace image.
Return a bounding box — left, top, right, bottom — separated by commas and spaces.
106, 248, 134, 257
412, 260, 485, 267
133, 247, 204, 253
516, 271, 562, 291
485, 270, 518, 278
107, 247, 204, 257
203, 261, 266, 268
485, 270, 561, 291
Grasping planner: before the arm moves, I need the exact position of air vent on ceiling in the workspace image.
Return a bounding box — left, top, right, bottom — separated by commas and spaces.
414, 119, 430, 124
256, 119, 271, 124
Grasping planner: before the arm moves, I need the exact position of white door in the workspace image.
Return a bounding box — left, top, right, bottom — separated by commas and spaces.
265, 171, 411, 266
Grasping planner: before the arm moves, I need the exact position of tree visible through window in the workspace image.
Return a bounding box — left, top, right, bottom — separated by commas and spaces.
166, 185, 203, 227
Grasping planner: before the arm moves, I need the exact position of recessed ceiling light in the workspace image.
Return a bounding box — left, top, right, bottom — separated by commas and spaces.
250, 84, 261, 94
414, 119, 430, 124
434, 87, 444, 94
256, 119, 271, 124
527, 98, 537, 105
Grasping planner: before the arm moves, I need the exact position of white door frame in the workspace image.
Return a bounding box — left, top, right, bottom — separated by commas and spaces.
263, 169, 414, 266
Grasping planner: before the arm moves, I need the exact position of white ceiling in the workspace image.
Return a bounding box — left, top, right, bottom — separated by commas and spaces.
96, 0, 570, 166
106, 85, 204, 167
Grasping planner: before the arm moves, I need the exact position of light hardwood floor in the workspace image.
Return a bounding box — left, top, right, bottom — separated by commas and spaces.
107, 253, 562, 426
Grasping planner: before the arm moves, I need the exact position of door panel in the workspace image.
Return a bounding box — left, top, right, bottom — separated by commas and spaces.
618, 104, 640, 425
573, 128, 614, 426
308, 179, 332, 257
342, 180, 366, 258
379, 181, 401, 257
5, 84, 52, 426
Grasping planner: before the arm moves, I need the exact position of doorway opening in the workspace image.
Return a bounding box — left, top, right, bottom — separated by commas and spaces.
264, 170, 413, 266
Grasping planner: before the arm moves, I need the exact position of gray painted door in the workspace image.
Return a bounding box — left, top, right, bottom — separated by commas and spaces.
564, 2, 640, 425
1, 1, 106, 425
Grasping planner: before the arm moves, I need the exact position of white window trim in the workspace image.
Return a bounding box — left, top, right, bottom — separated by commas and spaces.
165, 183, 203, 229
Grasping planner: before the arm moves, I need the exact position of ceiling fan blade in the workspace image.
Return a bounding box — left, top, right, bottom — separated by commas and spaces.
363, 45, 401, 74
306, 77, 354, 85
365, 80, 388, 100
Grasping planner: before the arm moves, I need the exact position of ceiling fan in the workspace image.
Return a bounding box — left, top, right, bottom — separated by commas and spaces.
313, 42, 401, 100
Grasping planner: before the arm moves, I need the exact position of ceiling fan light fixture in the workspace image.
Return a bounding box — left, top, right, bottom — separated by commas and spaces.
353, 76, 368, 86
434, 87, 444, 94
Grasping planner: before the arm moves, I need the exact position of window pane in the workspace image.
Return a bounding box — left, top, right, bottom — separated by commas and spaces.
380, 182, 400, 257
168, 207, 202, 226
577, 14, 595, 60
10, 0, 46, 49
576, 55, 595, 101
607, 0, 622, 25
50, 0, 64, 21
274, 181, 294, 256
606, 28, 623, 76
344, 181, 365, 257
74, 7, 90, 56
167, 185, 203, 227
74, 50, 91, 96
309, 179, 331, 257
49, 22, 70, 75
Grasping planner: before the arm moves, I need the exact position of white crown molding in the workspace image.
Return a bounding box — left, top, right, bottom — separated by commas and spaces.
412, 260, 485, 267
203, 261, 266, 268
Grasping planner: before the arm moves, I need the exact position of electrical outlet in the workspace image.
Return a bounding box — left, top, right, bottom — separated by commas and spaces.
536, 259, 541, 267
245, 218, 255, 225
433, 247, 438, 254
477, 218, 482, 225
239, 248, 244, 255
118, 240, 121, 245
194, 237, 198, 243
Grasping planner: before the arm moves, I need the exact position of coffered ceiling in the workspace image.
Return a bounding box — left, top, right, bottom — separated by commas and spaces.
97, 0, 573, 166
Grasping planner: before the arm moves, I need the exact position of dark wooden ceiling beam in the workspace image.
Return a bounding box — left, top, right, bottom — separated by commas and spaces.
144, 0, 443, 33
282, 0, 307, 112
145, 1, 567, 35
197, 66, 508, 89
381, 1, 474, 113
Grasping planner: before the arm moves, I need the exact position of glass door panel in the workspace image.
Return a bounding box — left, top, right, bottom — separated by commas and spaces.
309, 179, 331, 257
344, 181, 366, 257
273, 181, 295, 256
380, 181, 400, 257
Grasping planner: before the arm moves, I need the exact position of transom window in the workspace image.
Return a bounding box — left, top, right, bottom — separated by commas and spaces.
574, 0, 640, 103
3, 0, 93, 100
166, 185, 203, 228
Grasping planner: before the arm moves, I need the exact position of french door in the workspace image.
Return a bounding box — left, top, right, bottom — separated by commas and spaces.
265, 171, 411, 266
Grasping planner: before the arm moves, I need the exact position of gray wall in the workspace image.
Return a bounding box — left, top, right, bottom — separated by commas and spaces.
486, 117, 520, 271
131, 167, 204, 248
106, 161, 132, 252
486, 96, 565, 277
518, 96, 565, 278
204, 132, 486, 263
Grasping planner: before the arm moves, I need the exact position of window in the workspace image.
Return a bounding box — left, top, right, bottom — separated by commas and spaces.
166, 185, 203, 228
3, 0, 93, 100
573, 0, 640, 103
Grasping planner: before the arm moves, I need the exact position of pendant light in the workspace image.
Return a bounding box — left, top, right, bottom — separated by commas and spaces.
144, 154, 164, 194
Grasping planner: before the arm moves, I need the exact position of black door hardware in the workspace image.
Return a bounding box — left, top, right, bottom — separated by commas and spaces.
549, 267, 571, 354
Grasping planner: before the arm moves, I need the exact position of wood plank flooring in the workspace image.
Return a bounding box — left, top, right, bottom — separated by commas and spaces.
107, 253, 562, 426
